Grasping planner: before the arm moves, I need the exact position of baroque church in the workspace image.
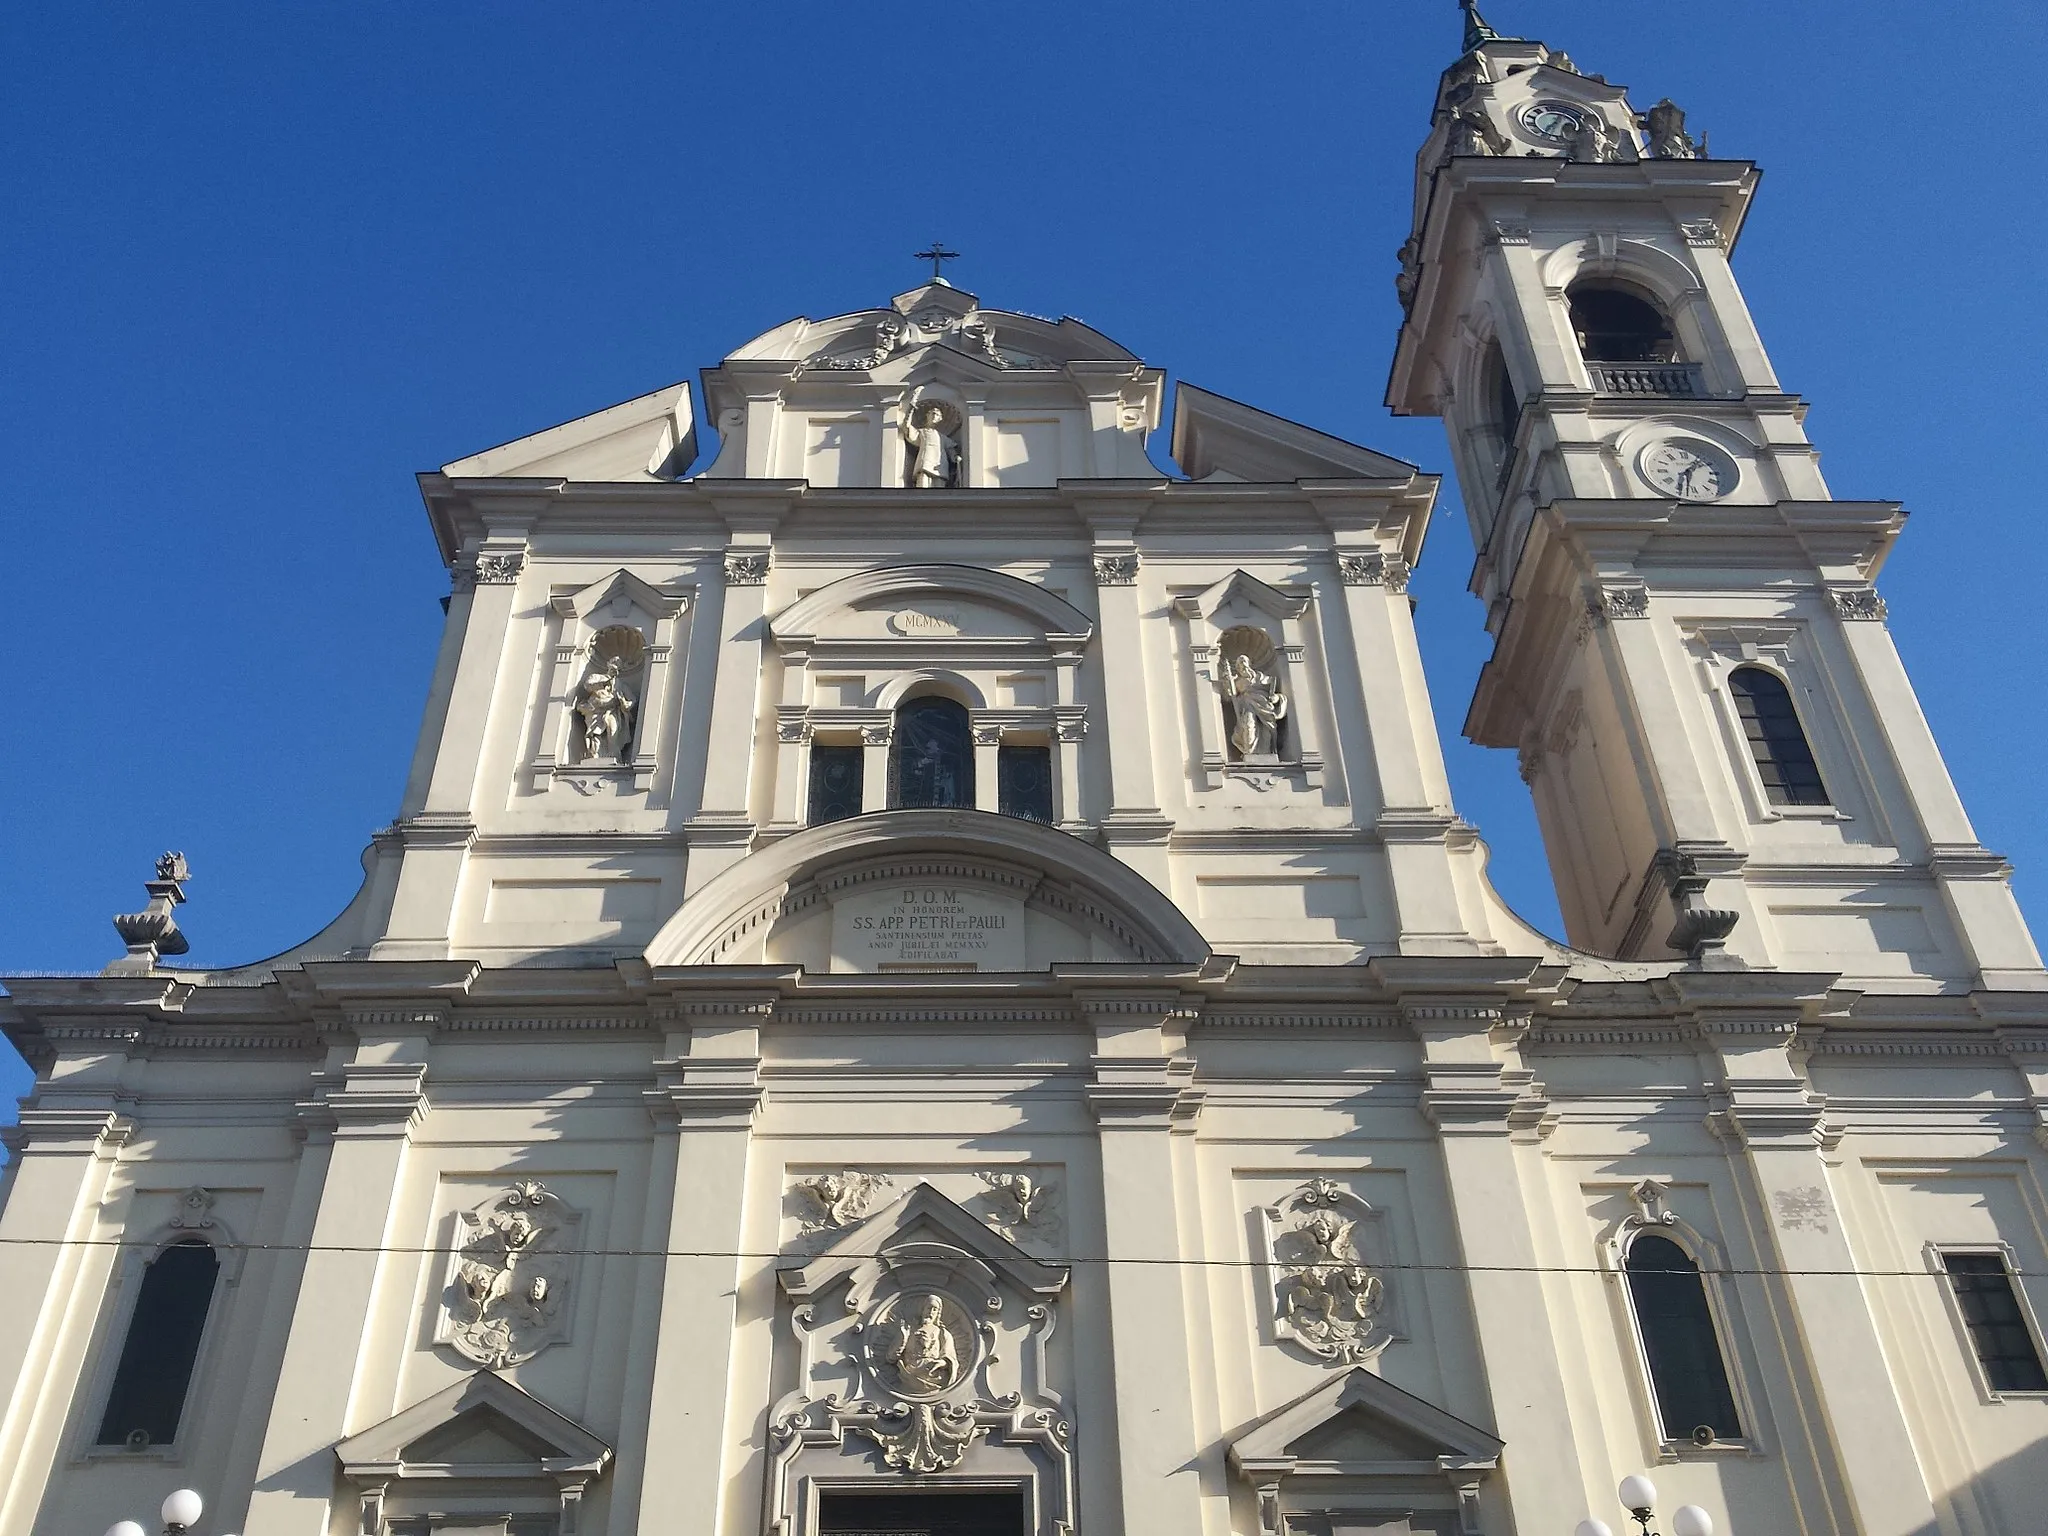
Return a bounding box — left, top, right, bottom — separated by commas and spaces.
5, 11, 2047, 1536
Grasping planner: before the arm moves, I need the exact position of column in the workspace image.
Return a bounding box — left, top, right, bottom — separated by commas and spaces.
1080, 990, 1207, 1536
972, 723, 1001, 813
630, 994, 766, 1536
243, 1019, 433, 1536
1680, 974, 1941, 1535
1401, 981, 1593, 1531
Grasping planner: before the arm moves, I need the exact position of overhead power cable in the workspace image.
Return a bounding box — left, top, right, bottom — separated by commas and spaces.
0, 1233, 2023, 1281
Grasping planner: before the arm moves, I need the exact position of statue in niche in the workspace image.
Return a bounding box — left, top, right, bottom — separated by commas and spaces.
572, 625, 644, 763
900, 394, 962, 489
1637, 98, 1699, 159
1217, 628, 1288, 759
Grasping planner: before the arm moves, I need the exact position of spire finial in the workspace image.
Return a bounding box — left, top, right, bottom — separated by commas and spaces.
912, 242, 959, 285
1459, 0, 1501, 52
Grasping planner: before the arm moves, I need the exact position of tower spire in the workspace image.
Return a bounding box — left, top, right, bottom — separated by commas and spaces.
1459, 0, 1502, 52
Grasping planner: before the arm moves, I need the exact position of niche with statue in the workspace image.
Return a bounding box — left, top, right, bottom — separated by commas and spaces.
524, 569, 693, 795
1172, 570, 1329, 794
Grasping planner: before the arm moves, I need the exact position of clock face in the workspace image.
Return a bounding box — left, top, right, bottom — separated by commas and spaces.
1520, 100, 1588, 142
1640, 440, 1734, 502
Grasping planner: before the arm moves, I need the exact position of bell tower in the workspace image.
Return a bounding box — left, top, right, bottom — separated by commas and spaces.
1388, 6, 2043, 990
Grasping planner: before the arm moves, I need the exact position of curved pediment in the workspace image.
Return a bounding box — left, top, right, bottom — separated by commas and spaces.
644, 809, 1209, 971
772, 565, 1094, 649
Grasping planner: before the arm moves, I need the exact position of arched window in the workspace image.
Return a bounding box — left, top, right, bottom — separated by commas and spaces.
1486, 340, 1521, 447
1568, 284, 1677, 364
889, 696, 973, 809
1625, 1234, 1742, 1442
1728, 667, 1829, 807
96, 1239, 219, 1449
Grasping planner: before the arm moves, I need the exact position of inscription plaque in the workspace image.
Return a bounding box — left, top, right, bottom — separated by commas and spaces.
831, 884, 1027, 972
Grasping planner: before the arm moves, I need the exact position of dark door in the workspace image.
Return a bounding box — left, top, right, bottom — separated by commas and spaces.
817, 1489, 1024, 1536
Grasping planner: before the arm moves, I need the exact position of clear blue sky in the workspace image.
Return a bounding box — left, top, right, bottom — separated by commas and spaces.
4, 1, 2045, 1127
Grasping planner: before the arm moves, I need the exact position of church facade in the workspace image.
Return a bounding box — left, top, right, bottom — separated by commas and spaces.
5, 14, 2047, 1536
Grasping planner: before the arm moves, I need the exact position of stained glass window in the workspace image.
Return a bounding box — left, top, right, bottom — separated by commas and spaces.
890, 697, 973, 809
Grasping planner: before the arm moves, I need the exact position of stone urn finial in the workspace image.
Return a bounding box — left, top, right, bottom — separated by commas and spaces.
107, 852, 191, 974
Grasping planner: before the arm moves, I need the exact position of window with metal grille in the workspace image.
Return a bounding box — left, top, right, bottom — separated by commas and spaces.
1942, 1252, 2048, 1392
96, 1240, 218, 1449
997, 745, 1053, 824
1625, 1234, 1743, 1441
889, 697, 974, 809
808, 744, 864, 825
1727, 666, 1829, 806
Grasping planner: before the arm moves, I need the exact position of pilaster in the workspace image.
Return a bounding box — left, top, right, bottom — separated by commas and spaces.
0, 1030, 136, 1536
1401, 985, 1590, 1531
687, 503, 786, 893
1679, 973, 1941, 1535
1078, 988, 1207, 1536
244, 1011, 434, 1536
630, 991, 768, 1536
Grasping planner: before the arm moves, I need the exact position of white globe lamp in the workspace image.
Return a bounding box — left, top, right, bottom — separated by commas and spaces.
105, 1522, 148, 1536
1575, 1521, 1616, 1536
1618, 1475, 1659, 1515
160, 1492, 204, 1532
1671, 1508, 1715, 1536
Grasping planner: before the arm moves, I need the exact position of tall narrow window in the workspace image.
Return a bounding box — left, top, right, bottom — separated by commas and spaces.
1942, 1252, 2048, 1392
1727, 667, 1829, 807
997, 745, 1053, 824
1487, 341, 1521, 452
1625, 1235, 1743, 1442
97, 1240, 219, 1449
808, 744, 864, 825
889, 697, 973, 809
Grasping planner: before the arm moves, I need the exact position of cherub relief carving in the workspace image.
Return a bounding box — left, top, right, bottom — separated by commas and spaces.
1261, 1177, 1395, 1366
441, 1181, 580, 1367
793, 1169, 893, 1232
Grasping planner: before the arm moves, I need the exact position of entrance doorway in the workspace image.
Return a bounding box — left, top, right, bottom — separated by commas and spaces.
817, 1489, 1024, 1536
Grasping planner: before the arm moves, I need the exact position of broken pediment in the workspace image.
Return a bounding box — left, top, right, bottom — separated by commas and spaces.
438, 381, 695, 481
1171, 383, 1415, 483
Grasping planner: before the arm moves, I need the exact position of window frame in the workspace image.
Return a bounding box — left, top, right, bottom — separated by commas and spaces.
73, 1208, 243, 1466
1724, 663, 1831, 811
1925, 1242, 2048, 1404
1601, 1197, 1763, 1462
806, 737, 867, 826
1684, 627, 1860, 828
887, 693, 976, 810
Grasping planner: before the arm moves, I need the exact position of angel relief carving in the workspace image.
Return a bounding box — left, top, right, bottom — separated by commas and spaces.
793, 1170, 893, 1233
438, 1182, 582, 1367
1260, 1178, 1395, 1366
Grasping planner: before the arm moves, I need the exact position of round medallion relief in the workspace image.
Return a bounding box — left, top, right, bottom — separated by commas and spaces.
863, 1290, 979, 1400
1638, 438, 1737, 502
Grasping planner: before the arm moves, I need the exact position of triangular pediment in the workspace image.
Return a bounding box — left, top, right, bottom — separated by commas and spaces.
1229, 1368, 1502, 1478
1178, 569, 1310, 624
550, 567, 690, 624
439, 381, 695, 482
335, 1369, 612, 1478
1171, 383, 1413, 483
778, 1181, 1069, 1300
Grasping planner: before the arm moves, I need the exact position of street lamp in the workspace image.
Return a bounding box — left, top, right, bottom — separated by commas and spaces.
103, 1490, 232, 1536
1575, 1475, 1717, 1536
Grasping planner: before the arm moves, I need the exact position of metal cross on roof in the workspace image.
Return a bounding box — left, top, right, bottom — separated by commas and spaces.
913, 243, 960, 282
